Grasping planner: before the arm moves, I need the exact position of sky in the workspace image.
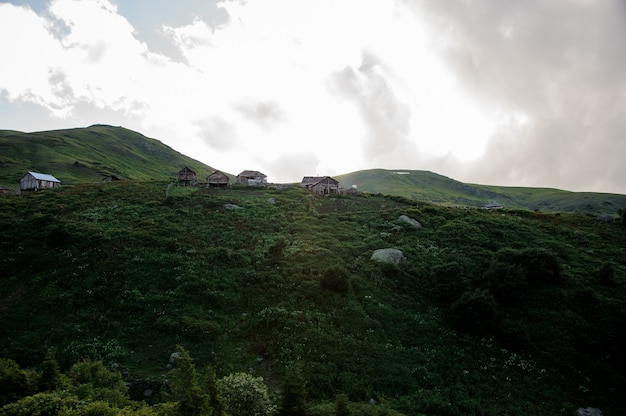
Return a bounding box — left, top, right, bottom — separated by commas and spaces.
1, 0, 626, 193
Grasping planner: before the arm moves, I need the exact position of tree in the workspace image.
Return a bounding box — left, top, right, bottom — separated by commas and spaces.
167, 346, 211, 416
0, 358, 37, 406
202, 366, 225, 416
335, 394, 352, 416
279, 364, 308, 416
218, 372, 275, 416
38, 352, 66, 392
69, 359, 130, 408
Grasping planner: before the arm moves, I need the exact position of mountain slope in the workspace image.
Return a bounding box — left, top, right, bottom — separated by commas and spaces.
1, 182, 625, 414
336, 169, 626, 214
0, 124, 218, 186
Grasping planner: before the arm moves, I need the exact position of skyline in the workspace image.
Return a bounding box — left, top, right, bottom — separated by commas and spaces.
1, 0, 626, 193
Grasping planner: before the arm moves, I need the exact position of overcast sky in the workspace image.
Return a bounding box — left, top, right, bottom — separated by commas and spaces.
1, 0, 625, 193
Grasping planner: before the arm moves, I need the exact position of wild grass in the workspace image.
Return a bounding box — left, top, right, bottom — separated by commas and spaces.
1, 181, 625, 415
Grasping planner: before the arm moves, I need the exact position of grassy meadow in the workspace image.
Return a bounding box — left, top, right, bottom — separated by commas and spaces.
1, 180, 625, 415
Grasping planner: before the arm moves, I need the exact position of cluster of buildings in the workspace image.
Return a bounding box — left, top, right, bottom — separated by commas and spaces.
179, 167, 349, 196
1, 167, 350, 197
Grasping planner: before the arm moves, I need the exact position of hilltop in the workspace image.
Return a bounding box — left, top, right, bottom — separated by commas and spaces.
1, 180, 625, 415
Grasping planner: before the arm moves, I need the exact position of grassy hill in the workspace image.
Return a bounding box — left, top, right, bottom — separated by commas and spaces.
0, 125, 219, 187
1, 181, 625, 415
336, 169, 626, 215
1, 125, 624, 215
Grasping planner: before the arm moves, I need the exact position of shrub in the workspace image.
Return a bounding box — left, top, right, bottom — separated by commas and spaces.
494, 248, 561, 284
448, 289, 498, 335
218, 373, 275, 416
0, 358, 37, 406
427, 262, 471, 302
320, 267, 351, 296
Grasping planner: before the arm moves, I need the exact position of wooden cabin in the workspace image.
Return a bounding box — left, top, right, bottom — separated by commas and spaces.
301, 176, 339, 195
206, 170, 229, 187
19, 171, 60, 191
178, 167, 198, 186
237, 170, 267, 186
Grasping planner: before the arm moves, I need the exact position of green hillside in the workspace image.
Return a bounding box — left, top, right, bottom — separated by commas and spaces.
336, 169, 626, 215
1, 181, 625, 415
0, 125, 218, 187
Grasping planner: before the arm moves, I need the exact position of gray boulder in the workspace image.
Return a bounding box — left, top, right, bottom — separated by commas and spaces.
398, 215, 422, 229
223, 203, 243, 210
577, 408, 603, 416
371, 248, 406, 264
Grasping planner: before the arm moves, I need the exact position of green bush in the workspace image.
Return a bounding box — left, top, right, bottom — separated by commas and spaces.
218, 373, 275, 416
320, 267, 352, 295
448, 289, 498, 335
0, 358, 37, 406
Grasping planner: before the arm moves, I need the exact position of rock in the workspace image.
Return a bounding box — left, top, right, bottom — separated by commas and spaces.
267, 198, 276, 204
143, 389, 153, 398
371, 248, 405, 264
576, 408, 603, 416
577, 408, 603, 416
169, 351, 181, 365
398, 215, 422, 229
223, 203, 242, 210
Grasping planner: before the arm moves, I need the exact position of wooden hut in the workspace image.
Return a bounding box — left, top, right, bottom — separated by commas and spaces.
178, 167, 198, 186
236, 170, 267, 186
206, 170, 229, 187
19, 172, 61, 191
301, 176, 339, 195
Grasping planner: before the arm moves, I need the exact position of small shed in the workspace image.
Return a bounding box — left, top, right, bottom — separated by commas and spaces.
301, 176, 339, 195
19, 172, 61, 191
207, 170, 229, 187
178, 167, 198, 186
237, 170, 267, 186
484, 201, 503, 210
102, 175, 122, 182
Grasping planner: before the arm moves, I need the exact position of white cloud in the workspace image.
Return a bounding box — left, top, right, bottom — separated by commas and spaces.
1, 0, 624, 192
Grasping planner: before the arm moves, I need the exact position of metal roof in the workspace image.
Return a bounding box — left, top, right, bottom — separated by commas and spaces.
27, 172, 60, 182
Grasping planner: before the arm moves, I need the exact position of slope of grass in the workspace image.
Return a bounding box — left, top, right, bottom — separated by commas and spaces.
336, 169, 626, 214
0, 125, 219, 186
1, 182, 625, 415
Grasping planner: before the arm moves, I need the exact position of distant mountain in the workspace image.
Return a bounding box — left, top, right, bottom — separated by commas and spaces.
336, 169, 626, 215
0, 124, 219, 186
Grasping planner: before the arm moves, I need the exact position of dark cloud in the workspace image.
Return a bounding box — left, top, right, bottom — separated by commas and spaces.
327, 51, 411, 163
419, 0, 626, 192
235, 99, 285, 131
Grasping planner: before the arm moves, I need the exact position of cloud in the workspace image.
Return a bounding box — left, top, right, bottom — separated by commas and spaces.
1, 0, 625, 192
419, 0, 626, 192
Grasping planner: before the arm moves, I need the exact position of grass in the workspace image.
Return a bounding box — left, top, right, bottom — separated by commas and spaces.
1, 181, 625, 415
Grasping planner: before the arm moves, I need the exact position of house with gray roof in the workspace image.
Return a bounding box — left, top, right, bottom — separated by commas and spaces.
19, 172, 61, 192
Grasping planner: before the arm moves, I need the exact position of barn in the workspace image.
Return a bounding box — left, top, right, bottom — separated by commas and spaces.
19, 172, 61, 192
178, 167, 198, 186
237, 170, 267, 186
206, 170, 229, 187
301, 176, 339, 195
